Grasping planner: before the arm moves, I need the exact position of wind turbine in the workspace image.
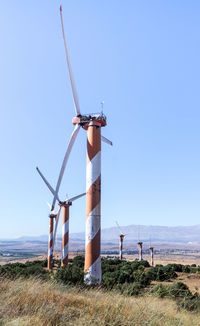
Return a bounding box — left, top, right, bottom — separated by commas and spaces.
36, 167, 85, 267
50, 6, 112, 285
137, 242, 143, 261
116, 221, 126, 260
149, 234, 154, 266
149, 246, 154, 266
47, 207, 61, 270
137, 225, 143, 261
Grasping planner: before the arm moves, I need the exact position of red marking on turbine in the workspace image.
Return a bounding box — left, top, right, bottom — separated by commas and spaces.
61, 204, 70, 266
84, 121, 102, 285
48, 215, 55, 270
138, 242, 143, 261
119, 235, 124, 260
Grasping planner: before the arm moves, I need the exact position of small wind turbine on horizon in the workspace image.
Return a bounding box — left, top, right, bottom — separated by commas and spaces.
115, 221, 127, 260
149, 232, 154, 266
137, 225, 143, 261
137, 241, 143, 261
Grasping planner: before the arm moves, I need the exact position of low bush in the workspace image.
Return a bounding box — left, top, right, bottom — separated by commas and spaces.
150, 281, 200, 312
167, 282, 191, 299
0, 262, 50, 280
145, 265, 177, 282
25, 259, 47, 268
53, 258, 178, 291
150, 284, 168, 298
177, 293, 200, 312
54, 264, 84, 285
101, 259, 152, 290
72, 255, 84, 268
118, 282, 143, 296
102, 271, 119, 289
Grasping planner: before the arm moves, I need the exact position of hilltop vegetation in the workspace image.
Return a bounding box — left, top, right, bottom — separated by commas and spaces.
1, 257, 200, 325
1, 278, 200, 326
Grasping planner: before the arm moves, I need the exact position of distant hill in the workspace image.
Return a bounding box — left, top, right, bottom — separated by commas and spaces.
70, 224, 200, 243
4, 224, 200, 244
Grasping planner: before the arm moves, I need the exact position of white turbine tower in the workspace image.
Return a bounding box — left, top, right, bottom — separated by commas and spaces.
116, 221, 127, 260
46, 6, 113, 285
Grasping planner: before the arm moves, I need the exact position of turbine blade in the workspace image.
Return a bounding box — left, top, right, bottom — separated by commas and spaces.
68, 192, 86, 203
51, 124, 80, 211
101, 135, 113, 146
47, 202, 56, 213
52, 207, 62, 252
60, 5, 81, 116
115, 220, 124, 235
47, 202, 51, 210
36, 167, 60, 202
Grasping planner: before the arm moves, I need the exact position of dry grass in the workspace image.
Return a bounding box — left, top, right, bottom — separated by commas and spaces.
176, 272, 200, 294
152, 272, 200, 295
1, 278, 200, 325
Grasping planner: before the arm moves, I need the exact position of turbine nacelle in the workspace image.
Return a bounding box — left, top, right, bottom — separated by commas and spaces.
49, 213, 57, 219
72, 113, 107, 129
58, 200, 72, 207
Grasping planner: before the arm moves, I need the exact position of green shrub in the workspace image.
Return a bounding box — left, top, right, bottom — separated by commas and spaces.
177, 293, 200, 312
154, 266, 177, 281
138, 265, 145, 272
163, 264, 182, 273
167, 282, 191, 299
143, 265, 177, 283
182, 265, 191, 273
22, 265, 50, 279
0, 262, 50, 280
191, 264, 196, 267
102, 271, 119, 289
118, 282, 143, 296
118, 265, 133, 284
150, 282, 192, 301
25, 260, 47, 268
138, 260, 150, 268
72, 256, 84, 268
134, 271, 151, 287
54, 265, 84, 285
150, 284, 168, 298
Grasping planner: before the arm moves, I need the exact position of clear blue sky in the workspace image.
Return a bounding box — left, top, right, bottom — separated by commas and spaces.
0, 1, 200, 238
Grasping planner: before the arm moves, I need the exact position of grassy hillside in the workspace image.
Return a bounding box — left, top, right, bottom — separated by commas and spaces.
1, 277, 200, 326
1, 258, 200, 325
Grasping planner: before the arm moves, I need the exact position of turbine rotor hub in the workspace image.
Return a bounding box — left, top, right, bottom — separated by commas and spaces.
49, 214, 57, 218
72, 113, 107, 129
59, 201, 72, 207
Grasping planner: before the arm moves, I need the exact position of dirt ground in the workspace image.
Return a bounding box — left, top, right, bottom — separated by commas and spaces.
123, 253, 200, 266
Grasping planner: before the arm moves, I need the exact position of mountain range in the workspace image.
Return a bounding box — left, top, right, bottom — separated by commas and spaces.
5, 224, 200, 244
